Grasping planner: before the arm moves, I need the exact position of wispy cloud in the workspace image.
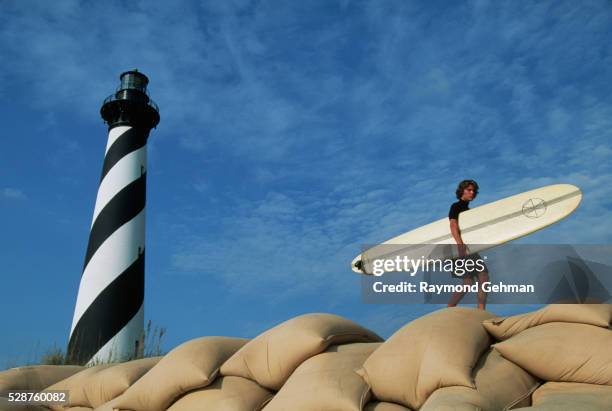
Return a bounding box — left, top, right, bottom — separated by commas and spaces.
1, 188, 26, 200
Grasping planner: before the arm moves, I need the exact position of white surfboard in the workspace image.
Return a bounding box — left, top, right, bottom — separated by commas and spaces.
352, 184, 582, 274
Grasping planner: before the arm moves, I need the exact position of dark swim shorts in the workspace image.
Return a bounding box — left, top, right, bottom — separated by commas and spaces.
451, 252, 488, 279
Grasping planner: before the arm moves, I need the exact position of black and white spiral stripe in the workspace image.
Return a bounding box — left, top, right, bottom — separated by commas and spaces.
68, 125, 149, 364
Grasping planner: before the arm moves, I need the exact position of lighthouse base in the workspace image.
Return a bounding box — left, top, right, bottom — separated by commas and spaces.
87, 304, 144, 365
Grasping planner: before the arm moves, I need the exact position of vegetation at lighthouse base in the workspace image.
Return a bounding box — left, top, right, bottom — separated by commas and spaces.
7, 319, 167, 368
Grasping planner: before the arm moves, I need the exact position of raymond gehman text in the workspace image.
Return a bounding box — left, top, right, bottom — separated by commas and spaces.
372, 281, 535, 294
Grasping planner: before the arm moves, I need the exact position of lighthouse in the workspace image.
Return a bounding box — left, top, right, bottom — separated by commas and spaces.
67, 70, 160, 365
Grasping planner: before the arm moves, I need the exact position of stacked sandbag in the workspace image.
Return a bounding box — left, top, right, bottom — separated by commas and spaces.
99, 314, 381, 411
263, 342, 381, 411
0, 396, 55, 411
482, 304, 612, 340
81, 357, 161, 408
492, 322, 612, 386
97, 336, 248, 411
220, 313, 383, 392
364, 402, 412, 411
43, 357, 160, 410
41, 363, 112, 410
5, 305, 611, 410
0, 365, 84, 397
419, 386, 488, 411
0, 366, 84, 411
166, 376, 273, 411
512, 381, 612, 410
481, 304, 612, 409
471, 349, 539, 409
420, 349, 540, 411
357, 307, 495, 410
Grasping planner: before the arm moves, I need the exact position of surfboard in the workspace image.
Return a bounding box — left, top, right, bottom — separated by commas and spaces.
352, 183, 583, 274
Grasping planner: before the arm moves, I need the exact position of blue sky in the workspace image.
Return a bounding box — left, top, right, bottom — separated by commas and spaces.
1, 1, 611, 368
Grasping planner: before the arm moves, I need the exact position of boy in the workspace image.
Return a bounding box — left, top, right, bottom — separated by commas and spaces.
447, 179, 489, 309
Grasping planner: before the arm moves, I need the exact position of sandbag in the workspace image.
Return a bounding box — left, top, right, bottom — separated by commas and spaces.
221, 313, 382, 391
357, 307, 495, 410
166, 376, 272, 411
419, 386, 489, 411
44, 363, 114, 410
0, 365, 84, 395
263, 342, 381, 411
420, 349, 540, 411
513, 381, 612, 410
483, 304, 612, 341
79, 356, 161, 408
43, 358, 157, 409
0, 396, 53, 411
473, 349, 539, 410
104, 336, 248, 411
494, 322, 612, 385
364, 402, 412, 411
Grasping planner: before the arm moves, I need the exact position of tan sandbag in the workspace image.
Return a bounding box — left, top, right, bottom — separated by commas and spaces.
0, 396, 53, 411
494, 322, 612, 385
473, 349, 539, 410
483, 304, 612, 341
263, 342, 381, 411
79, 356, 161, 408
419, 386, 489, 411
364, 402, 412, 411
103, 336, 248, 411
420, 349, 540, 411
513, 382, 612, 410
534, 381, 612, 409
46, 358, 157, 409
221, 313, 383, 391
44, 363, 114, 410
166, 376, 272, 411
0, 365, 84, 395
357, 307, 495, 410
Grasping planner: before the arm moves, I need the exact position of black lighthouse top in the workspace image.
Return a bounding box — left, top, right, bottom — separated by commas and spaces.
100, 70, 160, 130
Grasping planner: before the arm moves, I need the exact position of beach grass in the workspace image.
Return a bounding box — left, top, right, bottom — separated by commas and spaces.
3, 319, 167, 369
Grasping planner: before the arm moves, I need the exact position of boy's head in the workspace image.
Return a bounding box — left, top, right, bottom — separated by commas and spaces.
456, 179, 479, 201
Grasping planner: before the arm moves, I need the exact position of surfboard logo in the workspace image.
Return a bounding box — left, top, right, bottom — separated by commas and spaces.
522, 198, 547, 219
